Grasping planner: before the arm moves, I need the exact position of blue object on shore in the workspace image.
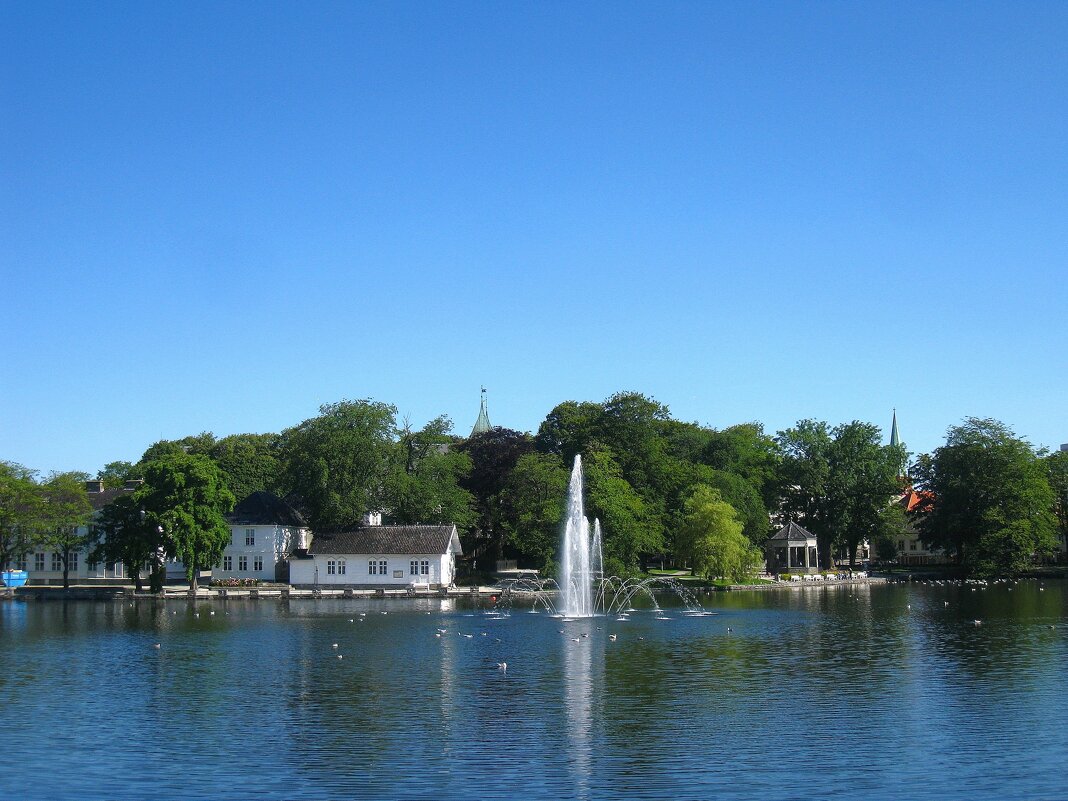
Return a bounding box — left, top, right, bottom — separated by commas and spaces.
2, 570, 28, 588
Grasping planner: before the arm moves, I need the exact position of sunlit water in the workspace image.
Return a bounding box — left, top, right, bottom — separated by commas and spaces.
2, 581, 1066, 800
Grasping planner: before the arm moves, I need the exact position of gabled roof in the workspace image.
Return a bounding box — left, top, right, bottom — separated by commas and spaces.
226, 491, 308, 528
768, 521, 818, 543
88, 487, 129, 512
311, 525, 462, 557
904, 490, 934, 514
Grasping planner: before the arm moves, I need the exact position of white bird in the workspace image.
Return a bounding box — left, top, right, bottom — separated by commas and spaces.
608, 634, 617, 642
480, 632, 487, 636
973, 620, 982, 626
153, 643, 161, 649
496, 662, 507, 671
462, 634, 473, 639
331, 643, 339, 649
907, 605, 911, 610
944, 601, 949, 607
349, 619, 354, 623
359, 612, 367, 617
437, 628, 447, 634
571, 637, 580, 642
727, 627, 733, 633
337, 654, 343, 659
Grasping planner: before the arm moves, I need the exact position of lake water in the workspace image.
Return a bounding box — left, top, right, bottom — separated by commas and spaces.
2, 580, 1066, 801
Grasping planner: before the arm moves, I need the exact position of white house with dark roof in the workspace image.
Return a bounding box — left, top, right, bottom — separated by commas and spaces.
289, 524, 462, 589
214, 491, 311, 583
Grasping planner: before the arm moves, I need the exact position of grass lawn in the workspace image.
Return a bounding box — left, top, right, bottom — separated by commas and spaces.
642, 570, 773, 587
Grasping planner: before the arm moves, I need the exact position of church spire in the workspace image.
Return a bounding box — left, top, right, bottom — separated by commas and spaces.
470, 387, 492, 437
890, 408, 900, 449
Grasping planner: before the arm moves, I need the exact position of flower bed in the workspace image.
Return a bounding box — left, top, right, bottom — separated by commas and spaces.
210, 577, 261, 587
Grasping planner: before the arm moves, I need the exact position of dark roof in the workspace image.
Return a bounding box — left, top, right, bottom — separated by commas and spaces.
88, 487, 129, 511
311, 525, 461, 556
226, 491, 308, 528
768, 521, 818, 543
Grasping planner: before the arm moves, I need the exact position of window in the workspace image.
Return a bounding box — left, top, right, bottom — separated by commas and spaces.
254, 556, 263, 572
223, 556, 232, 571
245, 529, 255, 546
70, 552, 79, 572
238, 556, 248, 571
327, 560, 336, 575
35, 553, 45, 572
910, 540, 918, 551
337, 559, 346, 575
410, 560, 419, 576
378, 560, 387, 576
368, 560, 377, 575
88, 558, 97, 572
15, 554, 27, 571
52, 552, 62, 571
420, 560, 429, 575
898, 540, 905, 552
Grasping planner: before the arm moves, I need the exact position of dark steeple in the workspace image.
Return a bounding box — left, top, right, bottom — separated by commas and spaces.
470, 387, 491, 437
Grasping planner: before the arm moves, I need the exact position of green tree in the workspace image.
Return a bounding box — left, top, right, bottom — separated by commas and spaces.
776, 420, 833, 564
916, 418, 1056, 577
503, 452, 569, 567
140, 432, 217, 464
701, 422, 781, 510
1047, 450, 1068, 556
534, 400, 602, 460
386, 416, 475, 527
825, 421, 906, 569
676, 485, 762, 582
279, 399, 397, 531
0, 462, 42, 572
97, 461, 137, 489
39, 472, 94, 589
92, 494, 166, 592
134, 453, 235, 590
457, 427, 535, 565
210, 433, 282, 501
584, 448, 661, 569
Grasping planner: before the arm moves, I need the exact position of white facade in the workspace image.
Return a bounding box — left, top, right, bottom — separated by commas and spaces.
289, 524, 462, 588
213, 523, 308, 582
290, 551, 456, 588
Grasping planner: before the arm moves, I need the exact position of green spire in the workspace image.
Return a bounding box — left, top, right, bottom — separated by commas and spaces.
890, 408, 900, 449
470, 387, 491, 437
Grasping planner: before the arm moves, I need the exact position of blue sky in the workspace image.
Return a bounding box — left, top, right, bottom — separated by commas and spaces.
2, 1, 1066, 475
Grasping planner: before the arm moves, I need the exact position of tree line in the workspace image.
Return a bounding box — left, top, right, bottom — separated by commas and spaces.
2, 393, 1066, 584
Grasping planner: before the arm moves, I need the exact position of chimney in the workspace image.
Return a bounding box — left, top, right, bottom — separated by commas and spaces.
84, 480, 105, 494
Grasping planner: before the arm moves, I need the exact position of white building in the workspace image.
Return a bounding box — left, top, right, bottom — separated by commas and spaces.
17, 480, 142, 585
289, 524, 462, 589
214, 492, 311, 583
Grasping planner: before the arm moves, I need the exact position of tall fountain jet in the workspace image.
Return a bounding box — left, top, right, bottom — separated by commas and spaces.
560, 455, 603, 618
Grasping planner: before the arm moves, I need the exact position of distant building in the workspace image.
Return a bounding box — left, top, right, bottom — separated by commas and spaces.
20, 480, 148, 585
470, 387, 492, 437
895, 489, 951, 565
213, 491, 311, 583
290, 524, 462, 589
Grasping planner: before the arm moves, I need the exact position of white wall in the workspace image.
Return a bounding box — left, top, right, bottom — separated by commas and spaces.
290, 551, 455, 587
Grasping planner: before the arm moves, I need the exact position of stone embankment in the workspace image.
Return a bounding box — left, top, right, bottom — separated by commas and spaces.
6, 584, 503, 601
721, 575, 888, 592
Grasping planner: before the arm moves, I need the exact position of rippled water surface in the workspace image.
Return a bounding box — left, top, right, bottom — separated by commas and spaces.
2, 580, 1066, 800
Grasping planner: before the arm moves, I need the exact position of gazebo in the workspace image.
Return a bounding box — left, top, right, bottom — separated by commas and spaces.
767, 522, 820, 575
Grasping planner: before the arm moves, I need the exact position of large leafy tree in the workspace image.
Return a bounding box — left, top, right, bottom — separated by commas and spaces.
135, 453, 235, 590
824, 421, 906, 569
915, 418, 1056, 577
676, 485, 762, 582
386, 416, 475, 527
1047, 450, 1068, 555
279, 400, 397, 531
39, 472, 94, 589
210, 433, 282, 501
776, 420, 834, 563
584, 448, 661, 570
0, 461, 42, 572
92, 494, 167, 592
457, 427, 535, 565
97, 461, 138, 489
701, 422, 781, 511
503, 452, 569, 567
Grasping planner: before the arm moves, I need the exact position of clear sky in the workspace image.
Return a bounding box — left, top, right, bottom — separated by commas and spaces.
2, 1, 1066, 475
